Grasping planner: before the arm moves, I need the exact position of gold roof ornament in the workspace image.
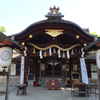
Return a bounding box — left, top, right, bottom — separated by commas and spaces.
45, 6, 64, 19
29, 34, 33, 38
45, 29, 63, 37
84, 43, 87, 46
76, 35, 80, 39
22, 42, 25, 46
53, 11, 56, 15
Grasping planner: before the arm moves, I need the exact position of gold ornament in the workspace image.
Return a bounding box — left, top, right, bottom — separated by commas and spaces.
76, 35, 80, 39
53, 48, 56, 53
32, 48, 36, 54
45, 29, 63, 37
62, 52, 65, 58
29, 34, 33, 38
22, 42, 25, 46
84, 43, 87, 46
43, 51, 47, 57
71, 49, 74, 55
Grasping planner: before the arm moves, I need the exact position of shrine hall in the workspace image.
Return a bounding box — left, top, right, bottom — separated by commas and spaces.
8, 6, 97, 89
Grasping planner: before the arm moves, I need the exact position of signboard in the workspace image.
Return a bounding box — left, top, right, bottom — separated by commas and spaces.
20, 56, 24, 84
80, 58, 88, 84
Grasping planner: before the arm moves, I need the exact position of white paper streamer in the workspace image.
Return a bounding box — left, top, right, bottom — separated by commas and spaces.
39, 50, 43, 59
67, 50, 70, 59
58, 49, 61, 58
81, 48, 85, 57
49, 48, 52, 56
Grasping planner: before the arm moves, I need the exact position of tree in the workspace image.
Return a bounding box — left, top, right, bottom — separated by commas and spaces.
0, 26, 6, 33
90, 32, 100, 37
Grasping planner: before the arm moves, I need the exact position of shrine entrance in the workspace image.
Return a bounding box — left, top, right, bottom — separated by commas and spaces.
28, 56, 71, 87
12, 6, 94, 88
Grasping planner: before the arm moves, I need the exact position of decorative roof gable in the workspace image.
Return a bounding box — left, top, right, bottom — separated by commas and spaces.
45, 6, 64, 19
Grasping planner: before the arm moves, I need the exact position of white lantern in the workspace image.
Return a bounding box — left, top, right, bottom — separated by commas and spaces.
96, 49, 100, 69
0, 47, 12, 66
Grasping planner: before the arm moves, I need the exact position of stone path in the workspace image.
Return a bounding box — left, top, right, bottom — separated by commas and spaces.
0, 86, 99, 100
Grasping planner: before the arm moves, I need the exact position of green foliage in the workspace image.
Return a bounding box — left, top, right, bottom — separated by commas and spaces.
0, 26, 6, 33
90, 32, 100, 37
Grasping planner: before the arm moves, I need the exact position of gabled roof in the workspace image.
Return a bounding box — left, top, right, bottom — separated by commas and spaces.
11, 6, 94, 50
83, 37, 100, 51
0, 32, 24, 49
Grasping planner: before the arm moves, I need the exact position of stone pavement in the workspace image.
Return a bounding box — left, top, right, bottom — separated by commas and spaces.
0, 86, 99, 100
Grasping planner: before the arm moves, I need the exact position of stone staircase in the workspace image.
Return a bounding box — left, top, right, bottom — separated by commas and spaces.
0, 76, 20, 86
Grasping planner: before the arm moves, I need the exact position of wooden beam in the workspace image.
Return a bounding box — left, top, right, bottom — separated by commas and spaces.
96, 42, 100, 47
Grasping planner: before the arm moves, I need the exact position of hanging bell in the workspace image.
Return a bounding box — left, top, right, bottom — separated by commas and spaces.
62, 52, 65, 58
33, 48, 36, 54
43, 51, 47, 57
53, 48, 56, 54
71, 49, 74, 55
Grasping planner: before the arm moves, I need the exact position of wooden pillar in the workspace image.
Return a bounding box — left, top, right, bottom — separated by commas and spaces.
33, 60, 36, 74
65, 65, 67, 85
69, 58, 73, 79
69, 58, 73, 87
39, 63, 41, 85
5, 65, 11, 100
52, 57, 54, 79
24, 55, 28, 85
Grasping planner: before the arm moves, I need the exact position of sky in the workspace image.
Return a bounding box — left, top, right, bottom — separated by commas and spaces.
0, 0, 100, 36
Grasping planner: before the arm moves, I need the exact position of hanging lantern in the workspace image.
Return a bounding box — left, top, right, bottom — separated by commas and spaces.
43, 51, 47, 57
71, 49, 74, 55
53, 48, 56, 54
0, 47, 12, 66
62, 52, 65, 58
32, 48, 36, 54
